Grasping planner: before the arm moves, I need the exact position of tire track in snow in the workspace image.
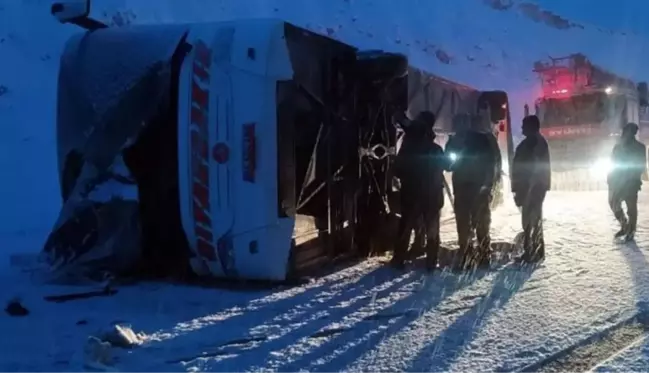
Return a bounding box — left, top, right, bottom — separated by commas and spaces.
513, 311, 649, 373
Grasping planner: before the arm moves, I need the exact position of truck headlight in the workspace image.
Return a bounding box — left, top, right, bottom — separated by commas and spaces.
589, 158, 613, 177
449, 152, 458, 162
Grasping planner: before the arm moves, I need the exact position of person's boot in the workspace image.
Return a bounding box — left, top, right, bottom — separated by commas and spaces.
476, 236, 491, 269
425, 255, 438, 272
532, 238, 546, 261
477, 252, 491, 269
408, 244, 425, 260
462, 250, 480, 273
453, 245, 470, 271
520, 247, 544, 264
518, 246, 534, 264
625, 217, 637, 242
614, 227, 627, 238
614, 217, 628, 238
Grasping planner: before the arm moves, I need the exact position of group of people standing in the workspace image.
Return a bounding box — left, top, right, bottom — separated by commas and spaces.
391, 109, 648, 272
390, 111, 574, 271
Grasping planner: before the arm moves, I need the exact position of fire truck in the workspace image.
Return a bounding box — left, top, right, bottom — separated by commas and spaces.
529, 53, 649, 190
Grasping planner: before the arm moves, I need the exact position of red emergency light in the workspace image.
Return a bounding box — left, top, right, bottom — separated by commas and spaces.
535, 54, 592, 99
535, 54, 637, 101
542, 74, 574, 98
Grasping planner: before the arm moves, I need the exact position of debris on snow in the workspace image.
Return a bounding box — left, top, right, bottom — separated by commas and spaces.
83, 336, 115, 371
435, 49, 453, 64
485, 0, 515, 11
5, 298, 29, 317
44, 286, 118, 303
81, 324, 144, 369
96, 324, 144, 349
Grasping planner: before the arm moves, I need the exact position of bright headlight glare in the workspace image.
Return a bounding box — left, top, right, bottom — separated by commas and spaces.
449, 152, 458, 162
589, 158, 613, 177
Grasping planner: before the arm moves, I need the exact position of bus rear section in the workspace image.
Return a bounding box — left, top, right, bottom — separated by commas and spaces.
178, 20, 298, 281
178, 20, 408, 281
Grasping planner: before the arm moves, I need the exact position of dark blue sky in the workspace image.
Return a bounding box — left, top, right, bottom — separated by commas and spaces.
532, 0, 648, 34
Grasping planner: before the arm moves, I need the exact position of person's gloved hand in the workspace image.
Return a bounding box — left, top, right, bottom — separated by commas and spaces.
393, 111, 408, 127
392, 176, 402, 191
479, 185, 491, 196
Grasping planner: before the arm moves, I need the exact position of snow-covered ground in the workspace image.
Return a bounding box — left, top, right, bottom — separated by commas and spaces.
2, 191, 649, 371
595, 337, 649, 372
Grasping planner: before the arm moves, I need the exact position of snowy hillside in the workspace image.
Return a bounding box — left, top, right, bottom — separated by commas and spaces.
2, 0, 649, 263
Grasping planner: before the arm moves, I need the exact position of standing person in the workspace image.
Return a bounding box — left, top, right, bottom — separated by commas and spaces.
607, 122, 647, 242
511, 115, 551, 263
447, 114, 500, 270
392, 111, 449, 270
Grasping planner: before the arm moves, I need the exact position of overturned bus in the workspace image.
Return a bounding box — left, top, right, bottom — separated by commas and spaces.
43, 1, 512, 283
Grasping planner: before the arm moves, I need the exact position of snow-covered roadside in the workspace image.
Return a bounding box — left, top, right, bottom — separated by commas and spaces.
2, 191, 649, 372
593, 336, 649, 372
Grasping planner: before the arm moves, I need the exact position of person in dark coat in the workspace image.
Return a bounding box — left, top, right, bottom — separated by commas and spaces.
446, 115, 501, 270
392, 111, 449, 270
511, 115, 551, 263
608, 122, 647, 242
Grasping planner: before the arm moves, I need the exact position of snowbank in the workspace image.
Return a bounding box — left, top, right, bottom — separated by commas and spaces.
1, 0, 648, 264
